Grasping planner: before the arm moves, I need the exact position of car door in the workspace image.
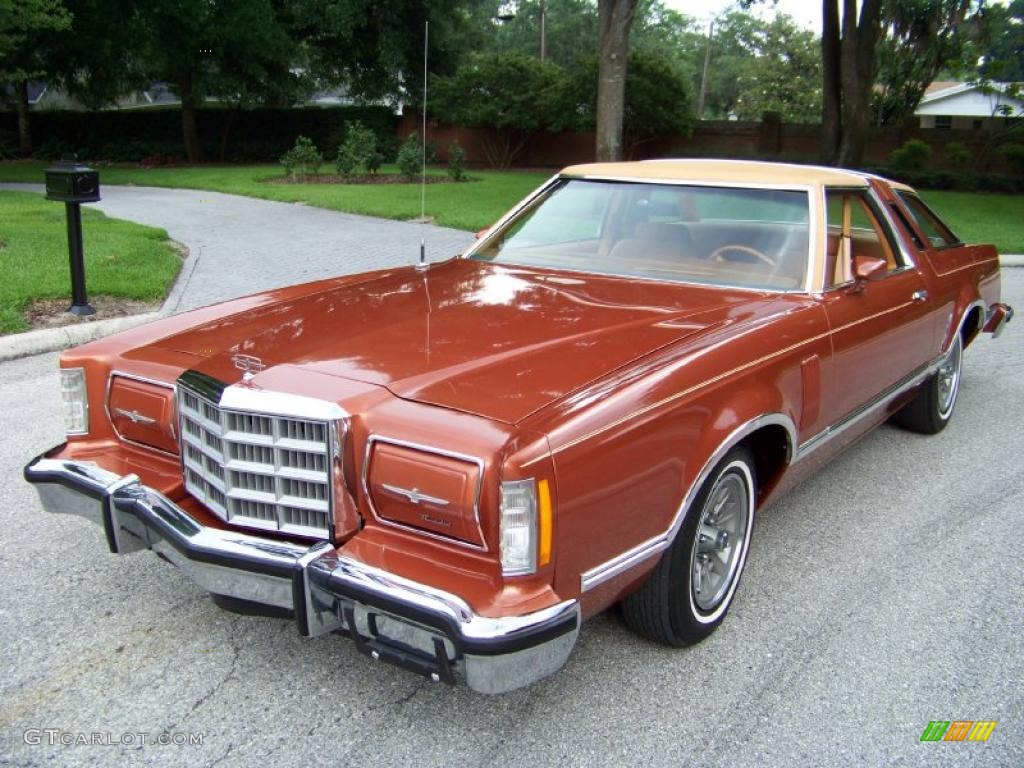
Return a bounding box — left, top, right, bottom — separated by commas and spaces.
818, 188, 936, 425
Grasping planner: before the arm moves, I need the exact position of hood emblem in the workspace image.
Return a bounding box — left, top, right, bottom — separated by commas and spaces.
380, 483, 450, 507
232, 353, 265, 382
113, 407, 156, 425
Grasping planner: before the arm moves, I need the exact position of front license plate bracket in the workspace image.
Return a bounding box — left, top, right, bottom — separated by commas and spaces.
342, 606, 456, 685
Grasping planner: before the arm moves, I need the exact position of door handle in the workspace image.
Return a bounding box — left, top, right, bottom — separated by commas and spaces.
911, 289, 928, 303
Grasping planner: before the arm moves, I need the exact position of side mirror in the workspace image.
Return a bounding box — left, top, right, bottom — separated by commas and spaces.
853, 255, 887, 283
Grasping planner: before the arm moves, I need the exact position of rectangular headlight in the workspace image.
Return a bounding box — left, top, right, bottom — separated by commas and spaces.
500, 479, 538, 575
60, 368, 89, 435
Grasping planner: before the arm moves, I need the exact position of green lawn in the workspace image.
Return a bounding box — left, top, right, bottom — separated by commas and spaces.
0, 191, 181, 334
0, 162, 548, 232
0, 160, 1020, 251
918, 190, 1024, 254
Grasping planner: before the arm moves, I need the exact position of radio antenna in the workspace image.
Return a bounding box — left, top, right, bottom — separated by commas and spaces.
416, 20, 429, 271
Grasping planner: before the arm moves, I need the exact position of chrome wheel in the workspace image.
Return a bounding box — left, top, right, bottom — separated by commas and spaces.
690, 469, 750, 613
937, 335, 962, 420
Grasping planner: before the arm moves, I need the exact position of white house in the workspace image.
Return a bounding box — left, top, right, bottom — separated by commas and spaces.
916, 81, 1024, 130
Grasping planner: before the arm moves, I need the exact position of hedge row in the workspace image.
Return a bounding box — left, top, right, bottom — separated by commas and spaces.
864, 166, 1024, 194
0, 105, 397, 162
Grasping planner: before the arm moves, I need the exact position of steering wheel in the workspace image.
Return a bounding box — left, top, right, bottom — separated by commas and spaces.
709, 244, 776, 267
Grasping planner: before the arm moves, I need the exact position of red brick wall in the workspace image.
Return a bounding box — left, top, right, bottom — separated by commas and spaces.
398, 111, 1013, 173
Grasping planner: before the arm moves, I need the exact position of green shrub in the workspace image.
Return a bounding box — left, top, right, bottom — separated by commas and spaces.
1001, 144, 1024, 176
945, 141, 971, 169
868, 166, 1024, 194
280, 135, 322, 178
396, 134, 423, 181
333, 121, 382, 178
334, 143, 358, 177
447, 140, 466, 181
890, 138, 932, 171
365, 149, 383, 175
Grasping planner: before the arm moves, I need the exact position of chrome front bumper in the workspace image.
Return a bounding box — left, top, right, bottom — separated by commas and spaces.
24, 453, 579, 694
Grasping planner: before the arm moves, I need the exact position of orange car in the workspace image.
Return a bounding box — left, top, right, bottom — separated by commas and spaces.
25, 160, 1013, 693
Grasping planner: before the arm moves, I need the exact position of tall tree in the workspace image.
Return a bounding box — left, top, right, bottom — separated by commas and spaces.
976, 0, 1024, 82
810, 0, 886, 165
699, 11, 822, 122
136, 0, 298, 164
295, 0, 481, 109
0, 0, 70, 155
596, 0, 639, 161
563, 49, 694, 157
873, 0, 976, 126
42, 0, 150, 111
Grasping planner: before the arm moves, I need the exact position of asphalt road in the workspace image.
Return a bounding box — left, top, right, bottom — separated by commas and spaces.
1, 272, 1021, 768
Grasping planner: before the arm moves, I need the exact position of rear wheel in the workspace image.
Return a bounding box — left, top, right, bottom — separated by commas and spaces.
622, 447, 756, 646
895, 333, 963, 435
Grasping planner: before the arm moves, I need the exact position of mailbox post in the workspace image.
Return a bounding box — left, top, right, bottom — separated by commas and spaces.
44, 156, 100, 316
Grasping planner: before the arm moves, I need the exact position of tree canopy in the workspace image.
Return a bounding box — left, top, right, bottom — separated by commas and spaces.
873, 0, 977, 126
431, 51, 567, 167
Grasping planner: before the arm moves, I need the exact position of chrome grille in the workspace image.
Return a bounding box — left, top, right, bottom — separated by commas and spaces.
177, 385, 333, 539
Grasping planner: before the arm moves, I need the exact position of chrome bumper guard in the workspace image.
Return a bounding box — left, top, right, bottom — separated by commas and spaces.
24, 453, 579, 694
984, 302, 1013, 338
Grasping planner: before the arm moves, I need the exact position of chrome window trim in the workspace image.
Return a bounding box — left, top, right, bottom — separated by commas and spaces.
104, 371, 179, 458
815, 185, 919, 294
868, 185, 918, 270
464, 175, 817, 296
580, 412, 797, 592
362, 435, 488, 552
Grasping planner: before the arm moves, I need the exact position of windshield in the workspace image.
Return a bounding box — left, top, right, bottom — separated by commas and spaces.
470, 179, 811, 290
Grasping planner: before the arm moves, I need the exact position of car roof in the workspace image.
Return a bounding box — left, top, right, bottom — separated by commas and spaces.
560, 158, 909, 190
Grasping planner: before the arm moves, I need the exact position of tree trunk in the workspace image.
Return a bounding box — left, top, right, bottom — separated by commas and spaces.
596, 0, 638, 162
821, 1, 842, 164
837, 0, 882, 168
179, 74, 203, 164
219, 105, 239, 162
15, 81, 32, 158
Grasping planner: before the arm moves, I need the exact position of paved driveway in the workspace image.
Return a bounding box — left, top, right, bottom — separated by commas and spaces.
0, 183, 474, 311
0, 187, 1021, 767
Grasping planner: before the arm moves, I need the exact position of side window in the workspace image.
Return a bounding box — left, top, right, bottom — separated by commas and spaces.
824, 190, 900, 287
896, 193, 961, 249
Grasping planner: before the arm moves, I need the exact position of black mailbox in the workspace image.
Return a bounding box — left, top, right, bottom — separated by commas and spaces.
44, 155, 99, 315
45, 160, 100, 204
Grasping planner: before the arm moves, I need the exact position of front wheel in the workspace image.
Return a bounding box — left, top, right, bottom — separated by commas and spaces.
622, 446, 756, 646
895, 333, 963, 435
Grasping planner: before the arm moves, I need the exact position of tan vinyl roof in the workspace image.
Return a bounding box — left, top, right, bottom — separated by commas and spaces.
561, 159, 873, 187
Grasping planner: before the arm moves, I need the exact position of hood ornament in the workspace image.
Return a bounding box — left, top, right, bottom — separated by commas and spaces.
232, 353, 265, 382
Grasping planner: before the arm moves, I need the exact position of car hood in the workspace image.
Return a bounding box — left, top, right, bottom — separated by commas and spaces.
145, 259, 767, 423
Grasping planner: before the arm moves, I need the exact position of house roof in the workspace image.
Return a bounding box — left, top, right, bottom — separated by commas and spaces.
919, 80, 1023, 106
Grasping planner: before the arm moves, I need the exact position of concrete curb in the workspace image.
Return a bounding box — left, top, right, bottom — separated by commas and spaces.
160, 241, 198, 315
0, 313, 160, 363
1001, 254, 1024, 268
